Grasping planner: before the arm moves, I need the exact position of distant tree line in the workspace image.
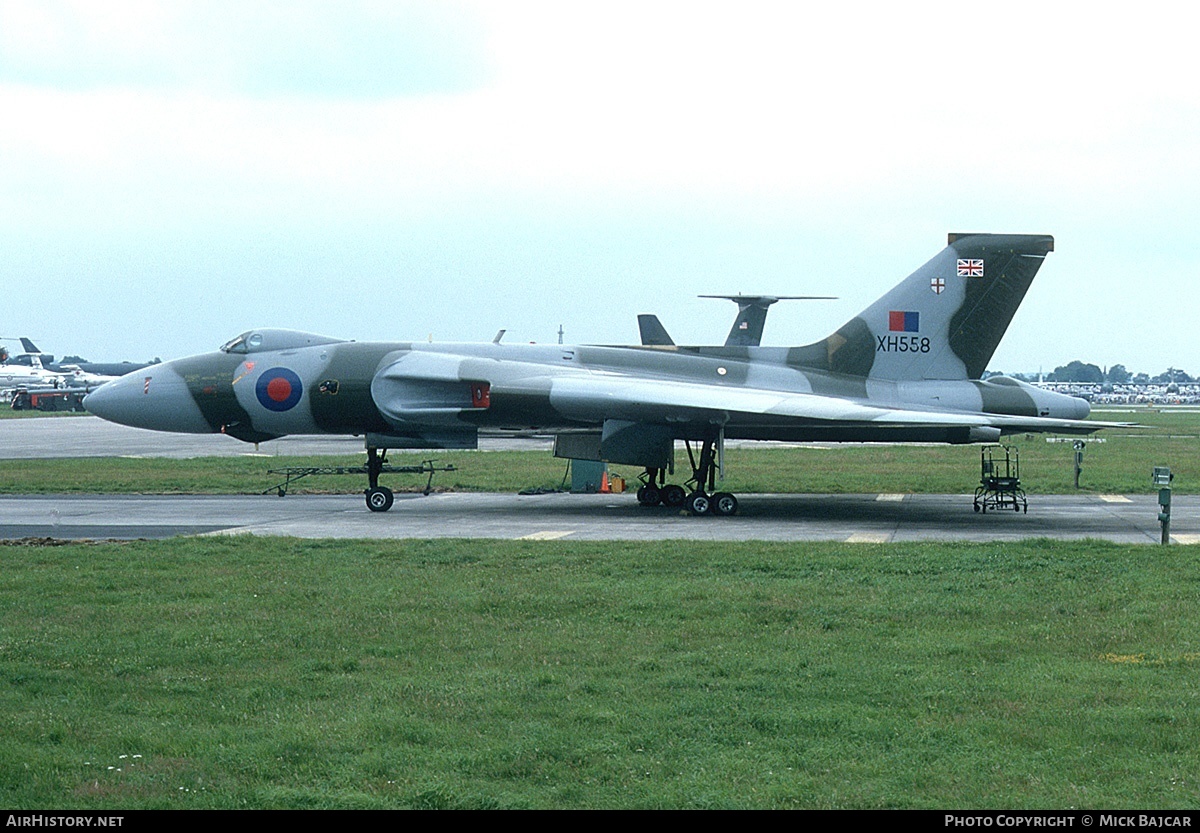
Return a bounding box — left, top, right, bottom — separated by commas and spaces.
992, 363, 1194, 385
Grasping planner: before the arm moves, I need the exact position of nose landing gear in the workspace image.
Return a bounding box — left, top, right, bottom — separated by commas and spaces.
364, 447, 393, 512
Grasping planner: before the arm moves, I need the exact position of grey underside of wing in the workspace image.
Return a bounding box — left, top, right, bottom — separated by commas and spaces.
547, 375, 1113, 433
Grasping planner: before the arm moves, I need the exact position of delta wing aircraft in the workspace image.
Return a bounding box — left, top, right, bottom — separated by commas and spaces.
84, 233, 1109, 515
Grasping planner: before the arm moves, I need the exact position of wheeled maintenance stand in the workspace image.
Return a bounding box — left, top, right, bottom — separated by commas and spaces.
973, 444, 1027, 514
1153, 466, 1173, 545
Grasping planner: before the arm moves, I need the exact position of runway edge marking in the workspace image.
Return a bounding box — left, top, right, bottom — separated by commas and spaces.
519, 530, 576, 541
846, 532, 891, 543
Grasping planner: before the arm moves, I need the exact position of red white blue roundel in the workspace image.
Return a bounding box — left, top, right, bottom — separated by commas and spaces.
256, 367, 303, 412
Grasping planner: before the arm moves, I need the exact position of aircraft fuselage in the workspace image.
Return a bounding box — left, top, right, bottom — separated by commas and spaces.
83, 330, 1090, 449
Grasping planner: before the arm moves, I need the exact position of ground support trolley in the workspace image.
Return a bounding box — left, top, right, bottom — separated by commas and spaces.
973, 443, 1027, 514
265, 459, 456, 510
9, 386, 88, 412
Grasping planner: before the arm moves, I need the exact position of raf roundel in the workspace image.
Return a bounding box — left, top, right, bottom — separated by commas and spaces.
255, 368, 304, 412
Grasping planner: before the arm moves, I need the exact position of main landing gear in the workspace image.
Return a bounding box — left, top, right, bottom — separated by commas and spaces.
635, 435, 739, 517
636, 469, 688, 509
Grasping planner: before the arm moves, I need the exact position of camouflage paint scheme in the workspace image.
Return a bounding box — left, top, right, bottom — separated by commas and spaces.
85, 234, 1104, 469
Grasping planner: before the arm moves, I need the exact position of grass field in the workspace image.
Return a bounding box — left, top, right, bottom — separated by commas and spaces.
2, 408, 1198, 809
2, 537, 1199, 810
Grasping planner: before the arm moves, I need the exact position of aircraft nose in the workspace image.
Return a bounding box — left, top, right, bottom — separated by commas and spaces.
84, 364, 214, 433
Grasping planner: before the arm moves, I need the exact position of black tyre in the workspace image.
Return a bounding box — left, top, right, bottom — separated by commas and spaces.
712, 492, 738, 516
637, 485, 662, 507
661, 484, 687, 507
366, 486, 394, 512
686, 492, 711, 516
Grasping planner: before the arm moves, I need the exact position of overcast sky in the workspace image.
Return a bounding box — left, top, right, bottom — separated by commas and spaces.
2, 1, 1196, 375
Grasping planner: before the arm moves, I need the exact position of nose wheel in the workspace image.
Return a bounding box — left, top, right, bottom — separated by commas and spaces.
366, 486, 394, 512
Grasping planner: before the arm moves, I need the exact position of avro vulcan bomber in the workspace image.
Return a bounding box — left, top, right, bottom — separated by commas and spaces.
85, 234, 1107, 514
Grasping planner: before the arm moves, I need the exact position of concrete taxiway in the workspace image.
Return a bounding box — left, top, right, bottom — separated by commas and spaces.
0, 492, 1192, 544
0, 415, 553, 459
0, 416, 1188, 544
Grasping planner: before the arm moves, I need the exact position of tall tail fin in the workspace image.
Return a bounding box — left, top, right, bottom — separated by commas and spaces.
723, 298, 771, 347
788, 234, 1054, 381
637, 314, 675, 346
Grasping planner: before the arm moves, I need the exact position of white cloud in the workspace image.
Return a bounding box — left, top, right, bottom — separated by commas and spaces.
0, 1, 1197, 371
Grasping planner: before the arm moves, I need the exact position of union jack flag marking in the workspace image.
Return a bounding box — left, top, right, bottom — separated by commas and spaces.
931, 277, 945, 294
957, 258, 984, 277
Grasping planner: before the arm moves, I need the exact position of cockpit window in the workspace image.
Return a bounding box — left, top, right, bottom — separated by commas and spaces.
219, 329, 346, 354
220, 333, 252, 354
